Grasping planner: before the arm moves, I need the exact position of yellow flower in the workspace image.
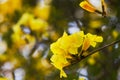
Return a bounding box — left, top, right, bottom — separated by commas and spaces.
50, 31, 103, 78
79, 0, 107, 16
64, 31, 84, 55
50, 31, 84, 78
79, 1, 96, 13
82, 38, 91, 51
51, 31, 84, 55
50, 32, 68, 55
60, 32, 84, 55
82, 33, 103, 51
50, 54, 70, 78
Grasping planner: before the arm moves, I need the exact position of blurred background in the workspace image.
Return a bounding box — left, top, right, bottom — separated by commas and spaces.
0, 0, 120, 80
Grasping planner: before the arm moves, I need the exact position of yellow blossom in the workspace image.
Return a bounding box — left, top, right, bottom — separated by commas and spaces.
59, 32, 84, 55
50, 31, 84, 78
65, 31, 84, 54
79, 0, 107, 16
51, 32, 84, 55
50, 54, 69, 78
79, 1, 96, 13
82, 33, 103, 51
50, 31, 103, 78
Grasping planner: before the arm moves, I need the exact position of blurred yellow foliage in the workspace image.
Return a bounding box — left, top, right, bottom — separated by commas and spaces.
0, 54, 8, 61
29, 18, 48, 31
88, 57, 96, 65
0, 0, 21, 20
0, 0, 21, 14
0, 78, 8, 80
88, 52, 100, 65
17, 13, 33, 26
16, 13, 48, 32
12, 33, 35, 47
89, 20, 102, 28
49, 31, 60, 41
112, 30, 119, 39
11, 12, 49, 47
79, 77, 85, 80
34, 4, 51, 20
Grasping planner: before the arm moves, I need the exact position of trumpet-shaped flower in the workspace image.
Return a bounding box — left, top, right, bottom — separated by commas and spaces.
50, 31, 103, 78
50, 54, 70, 78
82, 33, 103, 51
51, 31, 84, 55
62, 31, 84, 55
50, 31, 84, 78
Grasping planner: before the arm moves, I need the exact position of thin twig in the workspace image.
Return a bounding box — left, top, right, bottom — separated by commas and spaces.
82, 39, 120, 60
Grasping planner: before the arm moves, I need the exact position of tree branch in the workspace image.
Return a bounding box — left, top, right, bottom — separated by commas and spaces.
82, 39, 120, 60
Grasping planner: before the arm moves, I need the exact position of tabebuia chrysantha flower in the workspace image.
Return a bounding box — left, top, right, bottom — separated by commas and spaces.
50, 31, 103, 78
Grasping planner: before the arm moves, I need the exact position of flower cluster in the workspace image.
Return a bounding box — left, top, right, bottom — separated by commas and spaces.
11, 13, 48, 47
50, 31, 103, 78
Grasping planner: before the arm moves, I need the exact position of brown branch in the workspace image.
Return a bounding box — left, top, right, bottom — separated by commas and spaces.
82, 39, 120, 60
